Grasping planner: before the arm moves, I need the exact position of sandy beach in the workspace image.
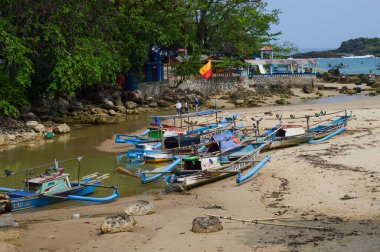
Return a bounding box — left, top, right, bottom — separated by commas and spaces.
2, 94, 380, 252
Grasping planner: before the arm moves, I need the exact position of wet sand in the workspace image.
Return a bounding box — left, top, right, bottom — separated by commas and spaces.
2, 95, 380, 252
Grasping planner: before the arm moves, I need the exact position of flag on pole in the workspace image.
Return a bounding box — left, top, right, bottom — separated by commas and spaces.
199, 61, 212, 79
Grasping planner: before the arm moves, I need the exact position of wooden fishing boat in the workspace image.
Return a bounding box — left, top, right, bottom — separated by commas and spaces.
134, 120, 282, 185
163, 142, 271, 190
125, 125, 243, 160
115, 110, 236, 145
266, 112, 351, 150
0, 158, 119, 211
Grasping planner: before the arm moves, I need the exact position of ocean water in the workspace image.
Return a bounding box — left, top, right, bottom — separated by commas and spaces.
317, 57, 380, 75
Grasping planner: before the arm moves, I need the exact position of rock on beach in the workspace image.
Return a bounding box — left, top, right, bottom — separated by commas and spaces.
191, 216, 223, 233
100, 213, 136, 234
124, 200, 155, 216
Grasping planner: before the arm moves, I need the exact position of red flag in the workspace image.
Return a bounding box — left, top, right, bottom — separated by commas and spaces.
199, 61, 212, 79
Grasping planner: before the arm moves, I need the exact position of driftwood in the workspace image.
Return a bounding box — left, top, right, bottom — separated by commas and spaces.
203, 213, 326, 230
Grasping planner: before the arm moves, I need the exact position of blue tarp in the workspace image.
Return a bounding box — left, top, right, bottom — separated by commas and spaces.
212, 131, 239, 150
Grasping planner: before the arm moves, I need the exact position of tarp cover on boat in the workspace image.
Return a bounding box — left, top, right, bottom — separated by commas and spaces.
284, 127, 305, 137
200, 157, 219, 170
211, 131, 240, 150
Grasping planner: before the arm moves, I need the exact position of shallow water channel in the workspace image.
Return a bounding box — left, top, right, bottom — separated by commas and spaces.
0, 112, 175, 210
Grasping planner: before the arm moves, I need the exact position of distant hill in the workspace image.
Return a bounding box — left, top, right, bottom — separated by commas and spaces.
293, 37, 380, 58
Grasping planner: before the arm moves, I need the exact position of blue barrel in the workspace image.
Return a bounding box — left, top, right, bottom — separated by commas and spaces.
145, 63, 153, 81
126, 72, 138, 91
157, 62, 164, 81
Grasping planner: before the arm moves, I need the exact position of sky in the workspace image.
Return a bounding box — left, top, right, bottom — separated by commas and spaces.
266, 0, 380, 50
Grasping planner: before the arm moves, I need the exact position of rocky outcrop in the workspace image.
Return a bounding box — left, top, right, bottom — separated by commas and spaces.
100, 213, 136, 234
293, 37, 380, 58
124, 200, 155, 216
191, 216, 223, 233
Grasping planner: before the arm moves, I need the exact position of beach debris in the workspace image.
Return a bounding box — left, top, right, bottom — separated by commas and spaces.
100, 213, 136, 234
340, 194, 357, 200
191, 216, 223, 233
0, 214, 18, 228
0, 193, 12, 214
203, 213, 326, 230
264, 111, 273, 116
72, 213, 80, 220
199, 204, 225, 210
124, 200, 155, 216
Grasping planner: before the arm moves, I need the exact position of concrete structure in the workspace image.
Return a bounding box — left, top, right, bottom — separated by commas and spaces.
245, 58, 318, 77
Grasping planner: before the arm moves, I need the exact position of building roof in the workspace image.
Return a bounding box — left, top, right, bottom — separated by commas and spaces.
259, 46, 274, 51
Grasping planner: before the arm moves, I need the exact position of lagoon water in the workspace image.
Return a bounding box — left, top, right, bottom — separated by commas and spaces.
0, 112, 171, 204
317, 57, 380, 75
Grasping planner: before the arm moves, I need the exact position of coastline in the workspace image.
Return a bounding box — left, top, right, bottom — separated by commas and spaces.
3, 94, 380, 252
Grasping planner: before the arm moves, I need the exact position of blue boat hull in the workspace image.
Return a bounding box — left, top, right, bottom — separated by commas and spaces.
6, 183, 98, 211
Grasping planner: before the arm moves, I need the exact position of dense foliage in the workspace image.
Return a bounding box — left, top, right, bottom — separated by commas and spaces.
336, 37, 380, 55
0, 0, 284, 116
294, 37, 380, 59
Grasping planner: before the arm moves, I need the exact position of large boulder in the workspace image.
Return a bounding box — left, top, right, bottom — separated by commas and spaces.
327, 68, 340, 77
149, 102, 158, 108
112, 91, 123, 106
53, 123, 71, 134
20, 112, 41, 122
33, 124, 46, 133
53, 97, 70, 114
128, 90, 144, 104
101, 99, 116, 110
234, 99, 245, 105
69, 101, 84, 112
107, 109, 117, 116
125, 101, 138, 109
157, 99, 172, 107
191, 216, 223, 233
0, 193, 12, 214
145, 96, 154, 102
115, 106, 127, 113
101, 213, 136, 234
95, 116, 108, 124
124, 200, 155, 216
302, 85, 314, 94
26, 121, 39, 128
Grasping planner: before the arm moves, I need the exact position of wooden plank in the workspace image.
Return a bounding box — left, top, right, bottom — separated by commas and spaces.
150, 110, 222, 120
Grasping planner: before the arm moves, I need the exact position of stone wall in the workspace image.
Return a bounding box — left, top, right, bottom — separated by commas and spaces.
178, 75, 316, 94
138, 82, 168, 98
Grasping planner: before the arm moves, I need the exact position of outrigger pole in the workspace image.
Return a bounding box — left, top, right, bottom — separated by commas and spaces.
77, 156, 83, 183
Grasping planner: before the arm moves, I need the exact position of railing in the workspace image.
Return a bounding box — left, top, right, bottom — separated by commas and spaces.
250, 72, 316, 78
